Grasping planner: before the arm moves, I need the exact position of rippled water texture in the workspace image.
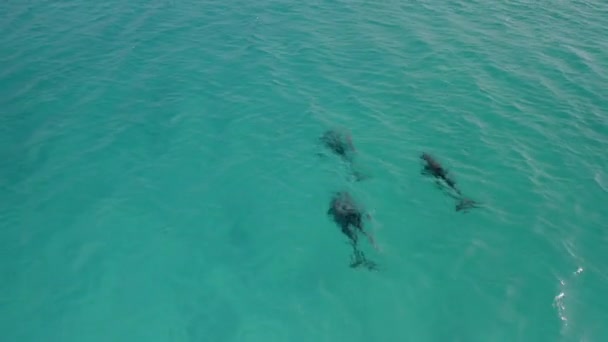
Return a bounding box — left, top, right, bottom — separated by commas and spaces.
1, 0, 607, 341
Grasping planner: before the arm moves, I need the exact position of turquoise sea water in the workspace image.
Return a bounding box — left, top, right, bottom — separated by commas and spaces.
2, 0, 607, 341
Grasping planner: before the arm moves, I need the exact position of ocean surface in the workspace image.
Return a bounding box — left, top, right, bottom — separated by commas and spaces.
1, 0, 607, 341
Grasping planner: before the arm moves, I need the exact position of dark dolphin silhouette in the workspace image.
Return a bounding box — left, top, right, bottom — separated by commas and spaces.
420, 153, 481, 212
327, 191, 366, 243
327, 191, 378, 269
319, 129, 369, 181
420, 152, 460, 194
320, 130, 356, 162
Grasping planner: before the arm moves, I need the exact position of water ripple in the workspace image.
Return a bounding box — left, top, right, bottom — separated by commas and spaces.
2, 0, 608, 341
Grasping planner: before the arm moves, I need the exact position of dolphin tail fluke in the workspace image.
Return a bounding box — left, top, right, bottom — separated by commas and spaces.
455, 197, 481, 212
349, 248, 378, 271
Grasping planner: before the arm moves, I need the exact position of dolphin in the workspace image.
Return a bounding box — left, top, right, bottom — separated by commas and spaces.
420, 153, 481, 212
320, 129, 356, 162
327, 191, 378, 269
319, 129, 369, 181
420, 152, 460, 194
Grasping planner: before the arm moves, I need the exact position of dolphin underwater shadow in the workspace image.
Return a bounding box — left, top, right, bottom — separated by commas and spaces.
327, 191, 378, 270
420, 152, 481, 212
319, 129, 369, 181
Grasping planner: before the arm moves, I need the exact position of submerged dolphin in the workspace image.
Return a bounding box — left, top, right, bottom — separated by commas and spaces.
320, 130, 356, 162
327, 191, 378, 269
420, 153, 480, 212
420, 152, 460, 194
319, 129, 369, 181
327, 191, 367, 244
